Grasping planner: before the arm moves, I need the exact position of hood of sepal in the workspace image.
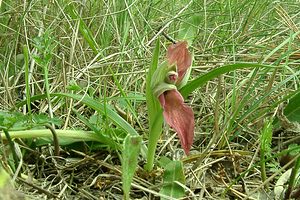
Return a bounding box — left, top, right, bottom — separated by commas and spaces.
167, 41, 192, 82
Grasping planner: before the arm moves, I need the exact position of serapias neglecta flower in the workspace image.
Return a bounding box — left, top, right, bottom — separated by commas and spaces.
151, 41, 194, 155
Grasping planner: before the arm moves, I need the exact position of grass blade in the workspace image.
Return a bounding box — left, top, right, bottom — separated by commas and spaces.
14, 92, 146, 154
65, 3, 99, 54
180, 63, 274, 98
52, 93, 139, 136
178, 14, 201, 45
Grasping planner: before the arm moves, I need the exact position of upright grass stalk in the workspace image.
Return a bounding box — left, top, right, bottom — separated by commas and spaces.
32, 30, 55, 123
23, 45, 31, 118
43, 54, 53, 122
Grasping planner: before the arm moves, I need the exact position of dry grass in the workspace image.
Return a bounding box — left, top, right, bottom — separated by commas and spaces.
1, 0, 300, 199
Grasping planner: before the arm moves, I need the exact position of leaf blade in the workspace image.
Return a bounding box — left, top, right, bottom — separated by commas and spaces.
122, 135, 142, 200
180, 63, 275, 98
159, 158, 186, 199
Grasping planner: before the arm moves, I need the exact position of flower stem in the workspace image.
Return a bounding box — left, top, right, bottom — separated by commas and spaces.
145, 112, 163, 171
3, 129, 19, 169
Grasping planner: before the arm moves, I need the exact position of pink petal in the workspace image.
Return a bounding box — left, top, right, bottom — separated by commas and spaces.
167, 41, 192, 81
160, 89, 194, 154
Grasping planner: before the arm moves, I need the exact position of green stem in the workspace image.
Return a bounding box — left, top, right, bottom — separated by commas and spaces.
285, 156, 300, 199
3, 129, 19, 169
260, 152, 268, 190
43, 63, 54, 121
145, 112, 163, 171
23, 45, 32, 118
44, 124, 60, 156
0, 129, 100, 142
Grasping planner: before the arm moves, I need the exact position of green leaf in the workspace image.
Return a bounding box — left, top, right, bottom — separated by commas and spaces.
33, 114, 62, 126
145, 39, 164, 171
260, 118, 273, 157
0, 111, 27, 130
178, 15, 201, 45
122, 134, 142, 200
16, 93, 139, 137
180, 63, 275, 99
159, 158, 186, 199
73, 110, 119, 150
146, 39, 162, 124
284, 89, 300, 123
14, 93, 146, 154
288, 144, 300, 156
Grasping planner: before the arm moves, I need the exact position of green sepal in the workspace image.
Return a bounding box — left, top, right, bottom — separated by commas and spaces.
151, 61, 178, 98
152, 82, 177, 98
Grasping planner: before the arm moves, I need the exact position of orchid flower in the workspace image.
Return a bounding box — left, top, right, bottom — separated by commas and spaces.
151, 41, 194, 154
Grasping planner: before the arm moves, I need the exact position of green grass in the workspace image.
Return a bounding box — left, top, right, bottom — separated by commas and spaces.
0, 0, 300, 199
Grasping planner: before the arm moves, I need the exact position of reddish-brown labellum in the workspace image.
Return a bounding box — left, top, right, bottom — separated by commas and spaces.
158, 89, 194, 154
157, 41, 194, 154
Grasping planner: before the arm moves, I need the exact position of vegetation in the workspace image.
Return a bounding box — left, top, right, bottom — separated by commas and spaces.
0, 0, 300, 199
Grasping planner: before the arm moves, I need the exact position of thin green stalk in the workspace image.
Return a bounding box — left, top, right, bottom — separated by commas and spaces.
260, 119, 273, 190
2, 129, 19, 169
285, 157, 300, 199
145, 111, 163, 171
44, 124, 60, 156
0, 129, 100, 142
260, 145, 267, 189
215, 76, 222, 147
43, 62, 54, 122
23, 45, 31, 118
